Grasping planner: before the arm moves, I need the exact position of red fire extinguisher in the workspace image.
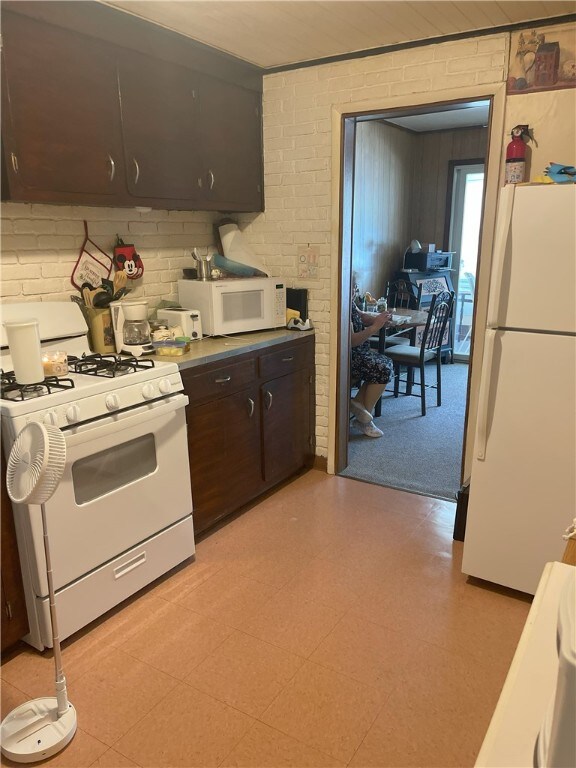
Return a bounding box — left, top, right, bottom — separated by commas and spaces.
505, 124, 530, 184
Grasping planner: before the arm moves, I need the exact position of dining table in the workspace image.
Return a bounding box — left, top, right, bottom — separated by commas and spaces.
372, 306, 430, 353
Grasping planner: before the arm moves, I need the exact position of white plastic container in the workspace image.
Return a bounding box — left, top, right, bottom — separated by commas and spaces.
3, 319, 44, 384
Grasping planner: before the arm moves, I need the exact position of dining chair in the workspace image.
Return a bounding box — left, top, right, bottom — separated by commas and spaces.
383, 280, 423, 350
434, 288, 455, 363
385, 279, 422, 311
384, 291, 455, 416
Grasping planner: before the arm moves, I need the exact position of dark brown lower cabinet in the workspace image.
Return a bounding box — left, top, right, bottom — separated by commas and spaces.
183, 335, 315, 535
1, 449, 29, 653
186, 385, 262, 534
261, 369, 311, 487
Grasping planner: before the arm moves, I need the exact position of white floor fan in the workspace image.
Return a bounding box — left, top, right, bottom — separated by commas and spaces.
1, 422, 77, 763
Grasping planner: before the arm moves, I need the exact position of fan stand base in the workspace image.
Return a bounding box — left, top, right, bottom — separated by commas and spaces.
0, 697, 77, 763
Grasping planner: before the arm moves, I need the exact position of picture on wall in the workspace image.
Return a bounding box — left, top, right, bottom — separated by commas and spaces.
508, 25, 576, 94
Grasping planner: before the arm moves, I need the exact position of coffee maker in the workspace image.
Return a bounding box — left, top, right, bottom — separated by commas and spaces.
110, 300, 154, 356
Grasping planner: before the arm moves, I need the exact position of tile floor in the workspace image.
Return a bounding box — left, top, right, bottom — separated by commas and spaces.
1, 470, 532, 767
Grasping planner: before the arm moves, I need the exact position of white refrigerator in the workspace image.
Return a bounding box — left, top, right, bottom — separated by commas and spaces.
462, 183, 576, 595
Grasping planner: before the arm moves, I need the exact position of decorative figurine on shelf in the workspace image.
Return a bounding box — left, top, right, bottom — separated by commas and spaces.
113, 235, 144, 279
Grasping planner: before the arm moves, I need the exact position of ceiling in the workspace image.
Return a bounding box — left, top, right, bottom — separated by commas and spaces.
101, 1, 575, 70
382, 101, 491, 132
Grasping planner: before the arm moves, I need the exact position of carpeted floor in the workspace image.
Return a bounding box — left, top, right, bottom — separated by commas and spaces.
340, 361, 469, 501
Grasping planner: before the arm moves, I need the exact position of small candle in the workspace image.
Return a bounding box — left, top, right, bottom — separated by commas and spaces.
41, 351, 68, 378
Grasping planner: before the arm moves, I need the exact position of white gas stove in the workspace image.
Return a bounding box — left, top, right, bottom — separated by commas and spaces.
0, 302, 182, 436
0, 301, 195, 651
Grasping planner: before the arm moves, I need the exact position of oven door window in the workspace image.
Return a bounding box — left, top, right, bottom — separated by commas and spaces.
222, 290, 263, 322
72, 433, 157, 505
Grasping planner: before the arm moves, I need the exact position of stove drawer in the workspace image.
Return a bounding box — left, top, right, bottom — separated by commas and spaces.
35, 516, 195, 649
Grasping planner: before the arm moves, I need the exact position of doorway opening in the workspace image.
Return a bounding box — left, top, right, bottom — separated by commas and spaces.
337, 98, 491, 501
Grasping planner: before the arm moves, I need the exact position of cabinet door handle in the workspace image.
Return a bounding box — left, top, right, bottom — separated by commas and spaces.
133, 158, 140, 185
264, 390, 273, 410
11, 152, 19, 174
214, 375, 231, 385
281, 356, 294, 362
197, 177, 203, 188
247, 397, 255, 418
208, 169, 215, 190
108, 154, 115, 182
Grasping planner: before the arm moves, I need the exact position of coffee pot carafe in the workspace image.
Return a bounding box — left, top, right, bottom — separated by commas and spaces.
110, 300, 153, 356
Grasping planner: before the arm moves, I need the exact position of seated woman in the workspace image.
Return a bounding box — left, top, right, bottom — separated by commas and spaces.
350, 302, 393, 438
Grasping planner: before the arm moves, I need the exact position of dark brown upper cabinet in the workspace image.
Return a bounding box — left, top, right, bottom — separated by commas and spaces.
196, 74, 264, 212
117, 50, 203, 204
1, 12, 128, 206
1, 7, 264, 212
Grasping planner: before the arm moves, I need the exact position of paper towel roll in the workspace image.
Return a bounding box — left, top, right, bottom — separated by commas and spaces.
219, 223, 269, 276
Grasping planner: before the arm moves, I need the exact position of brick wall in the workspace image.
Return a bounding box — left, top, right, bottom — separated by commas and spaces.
253, 34, 508, 456
0, 204, 218, 303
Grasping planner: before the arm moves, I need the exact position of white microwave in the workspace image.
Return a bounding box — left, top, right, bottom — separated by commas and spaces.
177, 277, 286, 336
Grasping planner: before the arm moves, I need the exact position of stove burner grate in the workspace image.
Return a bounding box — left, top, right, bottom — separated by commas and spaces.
69, 353, 155, 378
0, 370, 75, 401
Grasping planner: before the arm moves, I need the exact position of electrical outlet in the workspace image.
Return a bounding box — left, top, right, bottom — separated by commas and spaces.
297, 245, 319, 278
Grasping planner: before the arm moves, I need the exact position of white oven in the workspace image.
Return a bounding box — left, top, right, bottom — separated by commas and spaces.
1, 302, 195, 650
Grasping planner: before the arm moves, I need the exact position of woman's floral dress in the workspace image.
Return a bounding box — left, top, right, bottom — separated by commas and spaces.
350, 302, 393, 384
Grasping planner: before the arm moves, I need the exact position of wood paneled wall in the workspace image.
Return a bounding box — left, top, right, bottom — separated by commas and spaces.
352, 121, 414, 300
409, 126, 488, 249
352, 123, 487, 301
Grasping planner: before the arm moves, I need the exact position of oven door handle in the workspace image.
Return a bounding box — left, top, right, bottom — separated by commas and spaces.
63, 393, 189, 446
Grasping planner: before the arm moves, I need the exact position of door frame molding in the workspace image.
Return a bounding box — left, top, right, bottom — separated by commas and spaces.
328, 82, 506, 478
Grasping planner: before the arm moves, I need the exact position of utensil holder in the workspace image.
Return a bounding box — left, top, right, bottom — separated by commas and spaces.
86, 308, 115, 354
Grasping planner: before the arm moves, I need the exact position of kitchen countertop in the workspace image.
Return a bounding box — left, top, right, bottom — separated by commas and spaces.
150, 328, 314, 371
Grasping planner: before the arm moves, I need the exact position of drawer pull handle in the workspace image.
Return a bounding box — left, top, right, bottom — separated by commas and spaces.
247, 397, 255, 418
114, 552, 146, 579
214, 375, 231, 385
265, 390, 273, 410
108, 154, 115, 182
281, 356, 294, 362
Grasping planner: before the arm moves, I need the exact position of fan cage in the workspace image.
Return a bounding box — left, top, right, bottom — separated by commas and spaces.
6, 422, 66, 505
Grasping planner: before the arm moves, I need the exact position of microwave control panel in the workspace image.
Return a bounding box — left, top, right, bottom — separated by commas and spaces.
275, 283, 287, 326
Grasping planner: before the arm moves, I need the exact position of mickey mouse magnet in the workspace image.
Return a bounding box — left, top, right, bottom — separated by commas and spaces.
113, 235, 144, 279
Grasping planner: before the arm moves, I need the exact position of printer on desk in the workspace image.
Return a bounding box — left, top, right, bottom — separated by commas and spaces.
403, 250, 454, 271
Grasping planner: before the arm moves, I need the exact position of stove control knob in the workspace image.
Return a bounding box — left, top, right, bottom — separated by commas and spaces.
142, 383, 156, 400
105, 394, 120, 412
158, 378, 172, 395
43, 411, 58, 426
66, 404, 80, 423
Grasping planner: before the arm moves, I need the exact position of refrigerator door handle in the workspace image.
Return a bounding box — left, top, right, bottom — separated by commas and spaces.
476, 329, 497, 460
487, 185, 515, 328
